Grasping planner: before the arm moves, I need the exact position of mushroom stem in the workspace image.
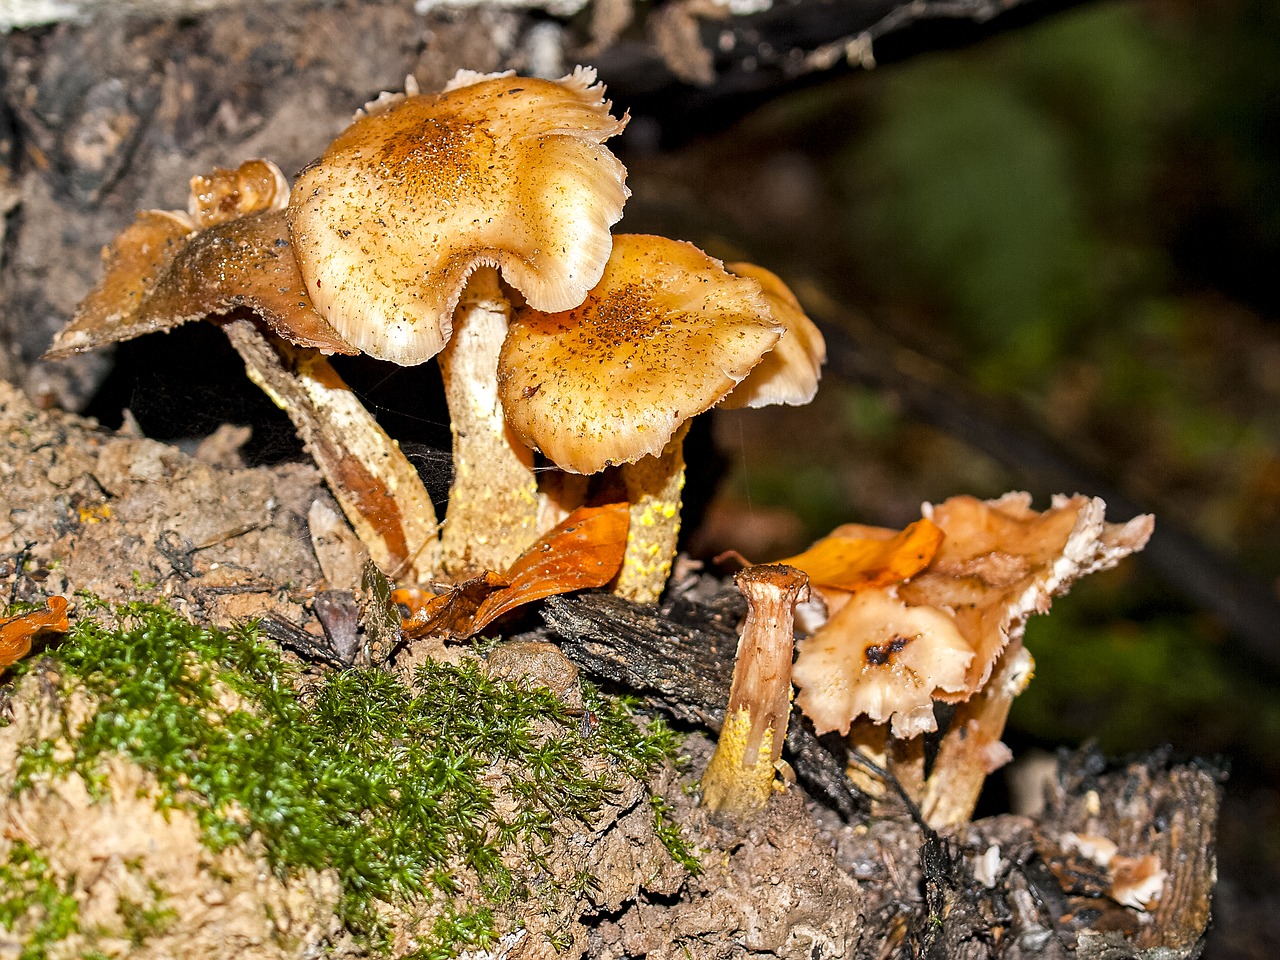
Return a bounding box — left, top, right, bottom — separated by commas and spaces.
701, 564, 810, 816
614, 422, 690, 603
921, 639, 1036, 828
537, 470, 591, 533
436, 268, 541, 576
223, 318, 440, 582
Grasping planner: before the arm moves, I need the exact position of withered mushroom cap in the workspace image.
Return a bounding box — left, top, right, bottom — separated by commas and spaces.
45, 209, 194, 358
45, 160, 353, 359
496, 233, 782, 474
793, 591, 975, 740
792, 492, 1153, 744
718, 262, 826, 410
900, 492, 1155, 694
287, 66, 629, 366
128, 210, 356, 355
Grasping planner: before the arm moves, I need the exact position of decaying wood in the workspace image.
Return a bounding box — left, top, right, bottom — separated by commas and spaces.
541, 586, 1220, 958
543, 588, 869, 819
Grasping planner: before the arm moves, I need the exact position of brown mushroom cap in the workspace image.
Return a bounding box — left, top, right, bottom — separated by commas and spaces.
44, 209, 194, 358
496, 233, 782, 474
131, 210, 356, 355
900, 493, 1154, 694
287, 67, 629, 366
718, 262, 826, 410
46, 159, 349, 359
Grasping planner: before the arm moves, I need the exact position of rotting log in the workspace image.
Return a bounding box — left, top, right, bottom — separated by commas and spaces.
541, 586, 1221, 958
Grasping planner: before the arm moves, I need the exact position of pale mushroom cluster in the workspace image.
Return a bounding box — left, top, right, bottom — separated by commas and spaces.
47, 66, 826, 604
697, 492, 1153, 823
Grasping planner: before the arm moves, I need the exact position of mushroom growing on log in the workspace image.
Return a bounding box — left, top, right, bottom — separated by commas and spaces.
499, 239, 825, 602
792, 493, 1154, 826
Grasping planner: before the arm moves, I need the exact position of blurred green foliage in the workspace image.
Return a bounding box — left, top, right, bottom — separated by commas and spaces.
717, 1, 1280, 772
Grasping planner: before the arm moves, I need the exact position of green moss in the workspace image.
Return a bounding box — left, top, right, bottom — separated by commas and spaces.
118, 889, 176, 946
650, 793, 702, 875
9, 601, 688, 957
0, 841, 82, 959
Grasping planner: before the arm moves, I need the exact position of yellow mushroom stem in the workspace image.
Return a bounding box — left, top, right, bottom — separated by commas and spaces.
223, 318, 440, 582
614, 422, 690, 604
436, 268, 540, 576
921, 639, 1035, 828
701, 564, 810, 816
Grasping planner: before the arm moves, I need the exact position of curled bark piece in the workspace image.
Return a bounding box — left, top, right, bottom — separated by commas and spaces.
223, 319, 439, 581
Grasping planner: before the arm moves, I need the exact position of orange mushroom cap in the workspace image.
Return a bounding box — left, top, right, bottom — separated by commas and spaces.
496, 233, 783, 474
287, 67, 629, 366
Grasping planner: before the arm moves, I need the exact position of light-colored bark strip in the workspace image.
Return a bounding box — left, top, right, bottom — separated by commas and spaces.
224, 318, 440, 583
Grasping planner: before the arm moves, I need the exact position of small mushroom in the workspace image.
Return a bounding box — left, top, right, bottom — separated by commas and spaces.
701, 564, 809, 816
497, 234, 786, 601
47, 159, 346, 357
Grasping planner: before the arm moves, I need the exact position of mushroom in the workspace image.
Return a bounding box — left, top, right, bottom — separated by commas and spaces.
498, 236, 827, 602
792, 590, 974, 740
288, 66, 628, 365
44, 159, 441, 581
701, 564, 810, 815
717, 262, 826, 412
287, 67, 629, 574
789, 492, 1154, 826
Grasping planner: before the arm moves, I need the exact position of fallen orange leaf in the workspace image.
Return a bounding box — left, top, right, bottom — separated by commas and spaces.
401, 502, 630, 640
777, 518, 944, 592
401, 571, 507, 640
471, 502, 630, 634
0, 596, 70, 669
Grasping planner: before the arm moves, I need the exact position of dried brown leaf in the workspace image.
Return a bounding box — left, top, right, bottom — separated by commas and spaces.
471, 502, 630, 633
